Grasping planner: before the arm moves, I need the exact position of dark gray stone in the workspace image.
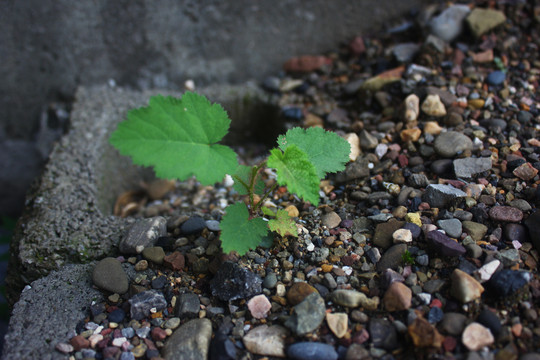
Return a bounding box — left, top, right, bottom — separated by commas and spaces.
433, 131, 473, 158
120, 217, 167, 254
162, 319, 213, 360
439, 312, 467, 336
453, 157, 492, 179
181, 216, 207, 235
210, 261, 262, 301
287, 342, 338, 360
477, 309, 501, 338
524, 211, 540, 252
427, 230, 466, 257
175, 293, 201, 318
129, 290, 167, 320
92, 257, 128, 294
488, 270, 532, 297
1, 263, 103, 360
423, 184, 467, 208
376, 244, 408, 272
284, 293, 326, 336
437, 218, 462, 238
335, 157, 370, 183
369, 318, 399, 350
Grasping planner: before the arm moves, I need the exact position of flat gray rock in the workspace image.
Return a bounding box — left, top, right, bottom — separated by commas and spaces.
2, 263, 102, 360
162, 318, 213, 360
119, 217, 167, 254
423, 184, 467, 208
92, 257, 128, 294
453, 157, 492, 179
434, 131, 473, 158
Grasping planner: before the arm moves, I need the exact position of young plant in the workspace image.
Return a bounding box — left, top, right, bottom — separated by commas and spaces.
110, 92, 350, 255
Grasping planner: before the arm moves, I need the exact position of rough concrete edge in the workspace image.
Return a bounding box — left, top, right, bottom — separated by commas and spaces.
5, 82, 268, 307
2, 263, 102, 360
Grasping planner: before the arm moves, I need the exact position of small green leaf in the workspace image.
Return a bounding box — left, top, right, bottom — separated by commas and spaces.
261, 206, 276, 217
232, 165, 265, 195
267, 144, 320, 205
220, 202, 269, 255
268, 209, 298, 237
277, 127, 350, 178
110, 92, 239, 185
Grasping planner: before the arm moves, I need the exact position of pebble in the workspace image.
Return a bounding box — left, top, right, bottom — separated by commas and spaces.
210, 261, 262, 301
373, 219, 405, 249
488, 206, 523, 222
243, 325, 288, 358
180, 216, 207, 235
331, 289, 379, 310
205, 219, 221, 231
462, 221, 488, 242
175, 293, 200, 318
142, 246, 165, 265
129, 290, 167, 320
437, 218, 462, 238
326, 312, 348, 338
423, 184, 467, 208
376, 243, 408, 272
247, 294, 272, 319
427, 230, 466, 257
513, 162, 538, 181
407, 315, 444, 348
477, 309, 502, 338
524, 211, 540, 252
453, 157, 492, 179
383, 281, 412, 311
461, 322, 495, 351
421, 94, 446, 117
369, 318, 399, 350
433, 131, 473, 158
321, 211, 342, 228
92, 257, 129, 294
450, 269, 484, 303
284, 292, 326, 335
466, 8, 506, 37
404, 94, 420, 122
163, 251, 185, 271
287, 342, 338, 360
162, 319, 213, 360
359, 130, 379, 150
429, 4, 470, 42
119, 216, 167, 254
392, 228, 412, 244
486, 70, 506, 86
439, 312, 468, 336
287, 282, 318, 306
488, 269, 532, 297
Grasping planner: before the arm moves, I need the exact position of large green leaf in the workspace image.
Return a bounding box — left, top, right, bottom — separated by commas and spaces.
267, 144, 320, 205
220, 202, 269, 255
110, 92, 238, 185
277, 127, 350, 178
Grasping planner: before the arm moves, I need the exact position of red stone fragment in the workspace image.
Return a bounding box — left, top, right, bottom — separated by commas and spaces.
351, 328, 370, 344
70, 335, 90, 351
164, 251, 185, 271
398, 154, 408, 167
513, 162, 538, 181
283, 55, 330, 73
349, 36, 366, 55
151, 327, 168, 341
443, 336, 457, 352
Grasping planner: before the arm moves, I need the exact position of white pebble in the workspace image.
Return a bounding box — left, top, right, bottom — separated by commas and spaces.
112, 337, 128, 347
475, 260, 500, 282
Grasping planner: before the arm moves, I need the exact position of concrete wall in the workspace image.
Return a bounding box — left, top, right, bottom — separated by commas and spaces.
0, 0, 427, 216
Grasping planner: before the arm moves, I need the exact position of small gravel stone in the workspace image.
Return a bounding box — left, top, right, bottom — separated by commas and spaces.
423, 184, 467, 208
488, 269, 532, 297
383, 282, 412, 311
247, 294, 271, 319
466, 8, 506, 37
180, 216, 207, 235
453, 157, 492, 179
461, 322, 494, 351
489, 206, 523, 222
243, 325, 288, 358
427, 230, 466, 257
205, 219, 221, 231
321, 211, 342, 228
162, 319, 213, 360
284, 292, 326, 336
486, 70, 506, 86
376, 243, 408, 272
450, 269, 484, 303
129, 290, 167, 320
369, 318, 399, 351
439, 312, 468, 336
92, 257, 129, 294
408, 315, 444, 347
119, 217, 167, 254
421, 94, 446, 117
373, 219, 405, 249
142, 246, 165, 265
392, 228, 412, 244
434, 131, 473, 158
163, 251, 185, 271
429, 4, 470, 42
477, 309, 502, 338
263, 272, 277, 289
326, 312, 348, 338
462, 221, 488, 241
437, 219, 462, 238
287, 342, 338, 360
210, 261, 262, 301
175, 292, 200, 318
331, 289, 379, 310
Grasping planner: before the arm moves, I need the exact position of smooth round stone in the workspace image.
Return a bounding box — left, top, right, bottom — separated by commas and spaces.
142, 246, 165, 265
462, 322, 494, 351
437, 219, 462, 238
205, 220, 221, 231
439, 312, 468, 336
477, 309, 502, 338
321, 211, 342, 229
108, 308, 126, 323
287, 282, 318, 306
488, 269, 532, 297
486, 70, 506, 85
287, 342, 338, 360
92, 257, 129, 294
450, 269, 484, 303
488, 206, 523, 222
465, 243, 483, 259
462, 221, 488, 242
429, 4, 470, 42
243, 325, 287, 358
263, 272, 278, 289
434, 131, 473, 158
503, 224, 528, 243
180, 216, 207, 235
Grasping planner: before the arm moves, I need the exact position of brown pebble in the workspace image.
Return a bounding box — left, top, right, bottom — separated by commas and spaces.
286, 282, 318, 306
164, 252, 185, 271
513, 162, 538, 181
400, 128, 422, 142
383, 282, 412, 311
488, 206, 523, 223
70, 335, 90, 351
408, 315, 444, 348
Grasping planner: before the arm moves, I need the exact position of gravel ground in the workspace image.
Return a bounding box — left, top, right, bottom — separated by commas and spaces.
56, 2, 539, 360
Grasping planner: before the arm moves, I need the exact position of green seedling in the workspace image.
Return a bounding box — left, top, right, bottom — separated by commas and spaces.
402, 250, 415, 266
110, 92, 350, 255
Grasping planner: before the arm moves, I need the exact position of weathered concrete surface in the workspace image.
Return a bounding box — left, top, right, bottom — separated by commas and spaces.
2, 263, 103, 360
5, 83, 270, 306
0, 0, 427, 217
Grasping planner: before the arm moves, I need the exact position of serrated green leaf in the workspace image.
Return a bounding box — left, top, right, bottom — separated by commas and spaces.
109, 92, 238, 185
277, 127, 350, 178
268, 209, 298, 237
232, 165, 265, 195
267, 144, 320, 205
220, 202, 269, 255
261, 206, 276, 217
